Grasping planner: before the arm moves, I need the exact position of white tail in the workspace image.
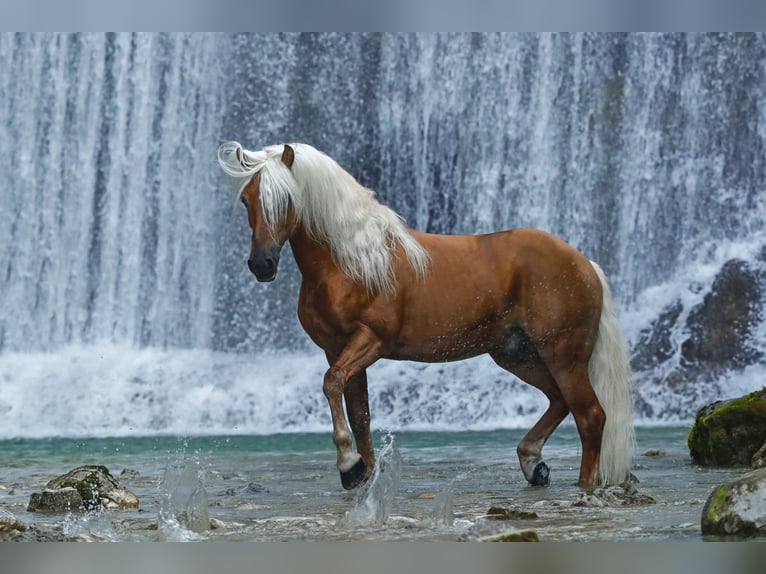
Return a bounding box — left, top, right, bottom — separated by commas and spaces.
588, 262, 635, 485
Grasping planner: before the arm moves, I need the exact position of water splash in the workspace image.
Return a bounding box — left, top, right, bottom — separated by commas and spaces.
157, 451, 209, 540
341, 433, 402, 528
61, 506, 117, 541
428, 481, 455, 527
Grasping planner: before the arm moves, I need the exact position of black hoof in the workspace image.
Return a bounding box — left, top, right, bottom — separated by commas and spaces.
530, 462, 550, 486
340, 458, 367, 490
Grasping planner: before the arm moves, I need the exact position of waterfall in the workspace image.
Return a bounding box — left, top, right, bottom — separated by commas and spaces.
0, 33, 225, 352
1, 33, 765, 436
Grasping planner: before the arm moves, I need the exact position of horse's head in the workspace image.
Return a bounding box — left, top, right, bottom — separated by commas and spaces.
239, 144, 297, 282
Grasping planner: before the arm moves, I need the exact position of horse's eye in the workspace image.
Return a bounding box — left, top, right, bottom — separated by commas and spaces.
240, 197, 247, 207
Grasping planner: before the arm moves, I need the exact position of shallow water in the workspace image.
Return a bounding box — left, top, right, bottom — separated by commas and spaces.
0, 426, 755, 542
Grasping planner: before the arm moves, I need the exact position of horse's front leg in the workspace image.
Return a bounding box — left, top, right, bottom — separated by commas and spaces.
323, 325, 381, 489
344, 370, 375, 480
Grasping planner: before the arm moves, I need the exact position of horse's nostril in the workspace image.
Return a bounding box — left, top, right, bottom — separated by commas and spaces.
247, 255, 277, 280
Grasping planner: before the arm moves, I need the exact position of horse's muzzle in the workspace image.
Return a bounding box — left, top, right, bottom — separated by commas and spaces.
247, 253, 279, 282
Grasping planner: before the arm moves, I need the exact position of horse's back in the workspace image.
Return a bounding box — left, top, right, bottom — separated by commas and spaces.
388, 228, 602, 361
410, 227, 600, 306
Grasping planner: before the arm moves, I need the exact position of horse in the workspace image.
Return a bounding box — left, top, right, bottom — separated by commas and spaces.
218, 141, 634, 491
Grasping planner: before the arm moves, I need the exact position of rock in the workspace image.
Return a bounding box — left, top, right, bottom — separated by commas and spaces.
573, 483, 656, 507
246, 482, 268, 493
0, 508, 27, 532
701, 468, 766, 538
631, 260, 765, 419
120, 468, 141, 479
486, 505, 538, 520
486, 530, 539, 542
642, 450, 668, 457
28, 488, 84, 513
631, 300, 683, 372
27, 465, 139, 513
681, 259, 763, 372
688, 387, 766, 466
457, 516, 539, 542
209, 517, 227, 530
753, 442, 766, 469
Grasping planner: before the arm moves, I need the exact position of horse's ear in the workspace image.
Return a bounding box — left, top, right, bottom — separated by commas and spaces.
281, 144, 295, 169
235, 146, 244, 166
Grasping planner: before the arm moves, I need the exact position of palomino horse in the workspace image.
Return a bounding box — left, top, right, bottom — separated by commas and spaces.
218, 142, 634, 490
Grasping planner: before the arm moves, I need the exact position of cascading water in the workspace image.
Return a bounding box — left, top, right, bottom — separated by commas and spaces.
0, 33, 224, 352
1, 33, 765, 438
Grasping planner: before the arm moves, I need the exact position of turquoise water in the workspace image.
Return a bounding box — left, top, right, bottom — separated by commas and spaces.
0, 427, 752, 541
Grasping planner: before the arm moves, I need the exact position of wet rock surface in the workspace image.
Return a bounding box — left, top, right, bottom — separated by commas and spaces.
752, 442, 766, 469
0, 508, 27, 536
631, 259, 765, 419
486, 505, 539, 520
458, 516, 540, 542
572, 483, 657, 507
27, 488, 85, 513
688, 387, 766, 466
701, 468, 766, 538
27, 465, 139, 513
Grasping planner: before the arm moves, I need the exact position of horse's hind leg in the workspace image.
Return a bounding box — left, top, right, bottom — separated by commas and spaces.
546, 361, 605, 489
491, 351, 569, 486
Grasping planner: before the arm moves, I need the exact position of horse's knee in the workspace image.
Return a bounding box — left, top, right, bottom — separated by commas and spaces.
323, 367, 345, 399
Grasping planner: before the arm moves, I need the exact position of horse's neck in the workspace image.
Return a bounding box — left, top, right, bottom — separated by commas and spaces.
288, 224, 339, 284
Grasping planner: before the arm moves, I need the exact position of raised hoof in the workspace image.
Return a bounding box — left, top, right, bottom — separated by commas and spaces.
340, 458, 367, 490
530, 461, 550, 486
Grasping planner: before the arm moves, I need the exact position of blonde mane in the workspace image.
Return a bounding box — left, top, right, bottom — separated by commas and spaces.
217, 142, 430, 294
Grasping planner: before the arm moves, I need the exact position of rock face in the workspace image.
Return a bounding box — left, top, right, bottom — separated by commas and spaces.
701, 468, 766, 538
688, 388, 766, 466
753, 442, 766, 469
27, 465, 139, 513
27, 488, 85, 513
681, 259, 763, 371
631, 259, 765, 419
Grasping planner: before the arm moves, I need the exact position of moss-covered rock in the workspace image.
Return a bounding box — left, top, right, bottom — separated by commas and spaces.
490, 530, 540, 542
688, 387, 766, 466
701, 468, 766, 538
27, 465, 138, 513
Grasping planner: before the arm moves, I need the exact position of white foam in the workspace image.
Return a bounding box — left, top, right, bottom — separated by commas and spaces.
0, 343, 551, 439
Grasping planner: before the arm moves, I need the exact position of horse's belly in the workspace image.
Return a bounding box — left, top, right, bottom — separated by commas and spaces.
387, 319, 510, 363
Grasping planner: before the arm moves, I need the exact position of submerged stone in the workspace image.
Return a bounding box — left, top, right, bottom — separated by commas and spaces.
458, 516, 540, 542
486, 505, 539, 520
0, 508, 27, 533
489, 530, 539, 542
688, 387, 766, 466
701, 468, 766, 538
573, 483, 656, 507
